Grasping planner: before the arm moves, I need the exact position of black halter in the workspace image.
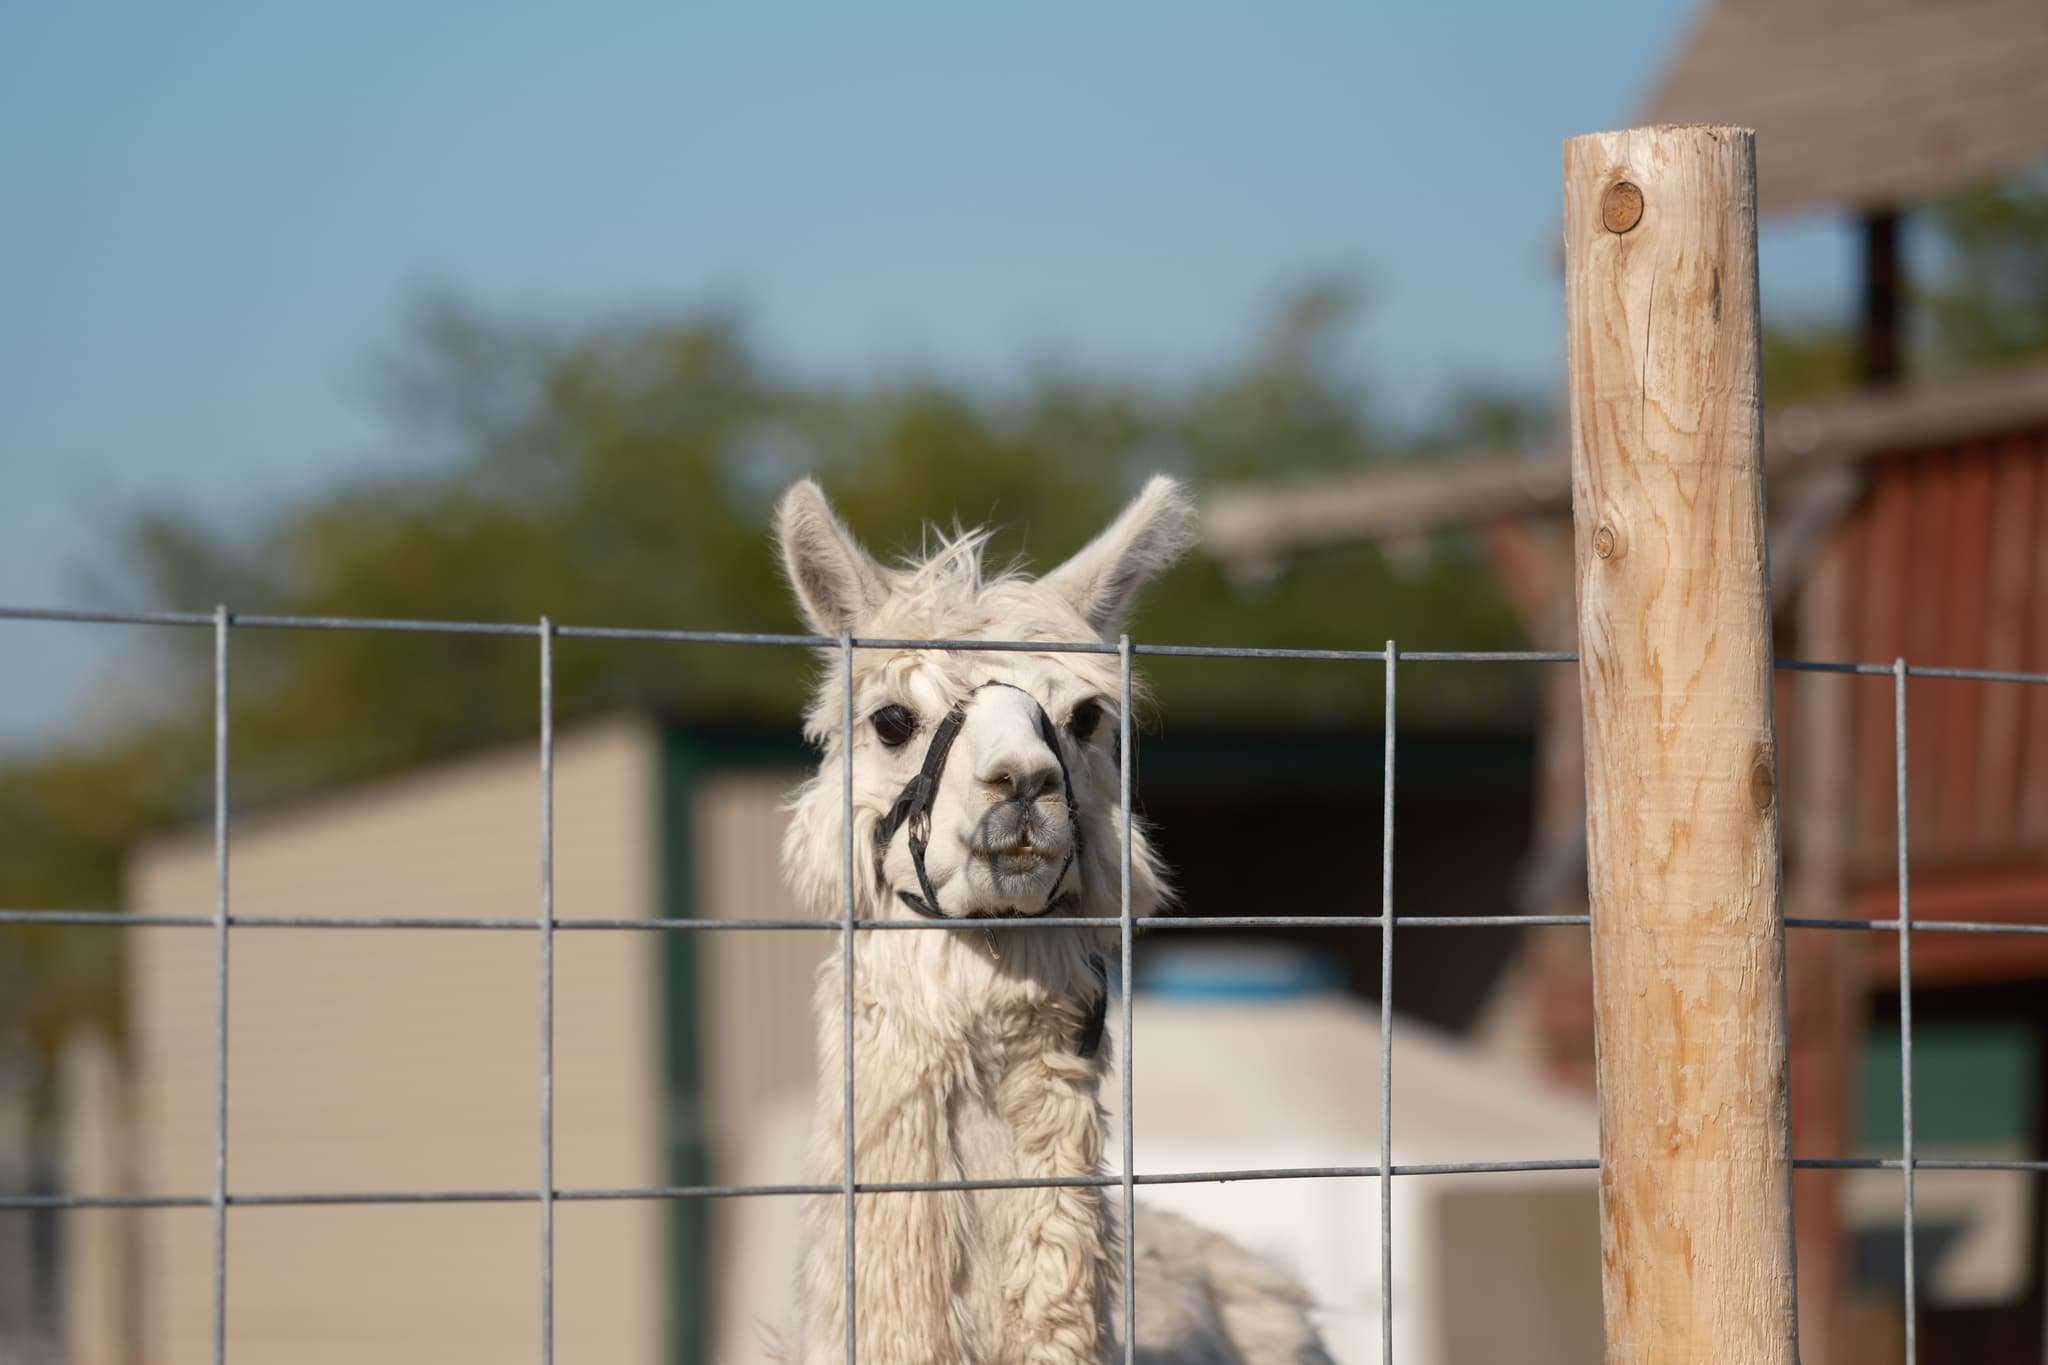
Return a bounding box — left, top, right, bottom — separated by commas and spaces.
872, 681, 1082, 923
870, 681, 1107, 1058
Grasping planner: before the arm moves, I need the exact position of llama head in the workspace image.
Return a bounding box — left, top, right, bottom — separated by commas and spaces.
775, 476, 1193, 926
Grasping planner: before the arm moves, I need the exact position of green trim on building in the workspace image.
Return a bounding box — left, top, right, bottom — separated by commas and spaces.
656, 726, 710, 1365
1858, 1021, 2038, 1153
657, 722, 813, 1365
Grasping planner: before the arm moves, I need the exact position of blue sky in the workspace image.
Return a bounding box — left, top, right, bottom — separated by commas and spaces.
0, 1, 1857, 748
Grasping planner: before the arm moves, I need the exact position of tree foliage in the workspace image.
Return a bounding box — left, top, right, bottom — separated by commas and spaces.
1760, 179, 2048, 404
12, 172, 2042, 1077
0, 286, 1532, 1079
1923, 181, 2048, 369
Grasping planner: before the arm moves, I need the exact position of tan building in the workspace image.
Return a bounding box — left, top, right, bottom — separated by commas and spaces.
73, 715, 821, 1365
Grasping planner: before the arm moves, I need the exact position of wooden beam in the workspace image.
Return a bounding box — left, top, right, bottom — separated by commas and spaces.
1203, 447, 1564, 567
1565, 125, 1797, 1363
1202, 364, 2048, 566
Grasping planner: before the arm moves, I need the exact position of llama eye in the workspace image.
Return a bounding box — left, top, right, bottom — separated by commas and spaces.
870, 704, 918, 747
1067, 701, 1104, 741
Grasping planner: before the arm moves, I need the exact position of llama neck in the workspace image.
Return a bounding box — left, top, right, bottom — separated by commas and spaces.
800, 931, 1117, 1362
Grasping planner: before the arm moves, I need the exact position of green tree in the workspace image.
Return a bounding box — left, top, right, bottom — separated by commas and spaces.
1410, 379, 1556, 455
0, 286, 1527, 1101
1761, 318, 1862, 405
1757, 178, 2048, 405
1923, 181, 2048, 369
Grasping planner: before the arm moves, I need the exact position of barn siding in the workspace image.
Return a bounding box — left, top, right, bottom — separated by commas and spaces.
119, 717, 668, 1365
1835, 426, 2048, 881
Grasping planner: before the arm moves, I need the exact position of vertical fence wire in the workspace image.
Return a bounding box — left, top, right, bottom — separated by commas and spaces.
538, 620, 557, 1365
211, 606, 231, 1365
840, 633, 859, 1365
1379, 642, 1397, 1365
1118, 633, 1137, 1365
1894, 658, 1918, 1362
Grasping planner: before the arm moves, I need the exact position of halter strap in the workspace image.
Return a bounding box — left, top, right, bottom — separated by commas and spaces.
873, 705, 967, 855
867, 685, 1103, 1057
874, 681, 1080, 922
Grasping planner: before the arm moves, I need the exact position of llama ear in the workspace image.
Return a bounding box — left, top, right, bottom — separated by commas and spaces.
1042, 475, 1197, 634
774, 479, 890, 636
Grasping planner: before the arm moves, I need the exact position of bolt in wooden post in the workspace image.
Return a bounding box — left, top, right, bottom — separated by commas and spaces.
1564, 125, 1798, 1363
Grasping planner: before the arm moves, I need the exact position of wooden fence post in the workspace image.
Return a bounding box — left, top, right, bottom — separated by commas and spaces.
1564, 124, 1798, 1363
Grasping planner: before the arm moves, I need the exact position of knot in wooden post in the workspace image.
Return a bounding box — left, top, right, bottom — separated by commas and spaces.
1601, 180, 1644, 234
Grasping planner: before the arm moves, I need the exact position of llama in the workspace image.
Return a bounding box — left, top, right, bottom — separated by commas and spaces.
775, 476, 1334, 1365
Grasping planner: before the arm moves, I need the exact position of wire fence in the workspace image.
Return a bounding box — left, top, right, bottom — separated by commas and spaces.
5, 602, 2048, 1364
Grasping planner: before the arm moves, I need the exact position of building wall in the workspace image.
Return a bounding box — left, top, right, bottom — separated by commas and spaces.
1830, 427, 2048, 884
113, 716, 667, 1365
0, 1048, 49, 1362
691, 768, 822, 1363
59, 1031, 133, 1365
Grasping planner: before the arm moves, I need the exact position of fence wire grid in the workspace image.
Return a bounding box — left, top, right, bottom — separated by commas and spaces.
6, 602, 2048, 1365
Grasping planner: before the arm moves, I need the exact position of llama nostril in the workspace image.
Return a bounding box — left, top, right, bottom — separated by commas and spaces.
980, 762, 1059, 804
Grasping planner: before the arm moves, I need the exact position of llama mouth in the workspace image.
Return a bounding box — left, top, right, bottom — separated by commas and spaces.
971, 801, 1071, 857
895, 888, 1079, 921
989, 848, 1065, 887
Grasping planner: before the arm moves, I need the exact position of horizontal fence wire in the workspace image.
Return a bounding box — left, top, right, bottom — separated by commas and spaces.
0, 603, 2032, 677
15, 1154, 2048, 1213
7, 602, 2048, 683
9, 604, 2048, 1365
13, 910, 2048, 937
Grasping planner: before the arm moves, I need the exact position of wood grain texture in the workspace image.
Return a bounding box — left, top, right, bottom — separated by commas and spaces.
1564, 125, 1797, 1364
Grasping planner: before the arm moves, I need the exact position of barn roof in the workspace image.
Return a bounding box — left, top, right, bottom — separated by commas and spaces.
1640, 0, 2048, 216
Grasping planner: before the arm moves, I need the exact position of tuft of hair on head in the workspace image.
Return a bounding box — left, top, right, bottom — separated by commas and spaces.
1042, 474, 1198, 635
900, 523, 1013, 601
